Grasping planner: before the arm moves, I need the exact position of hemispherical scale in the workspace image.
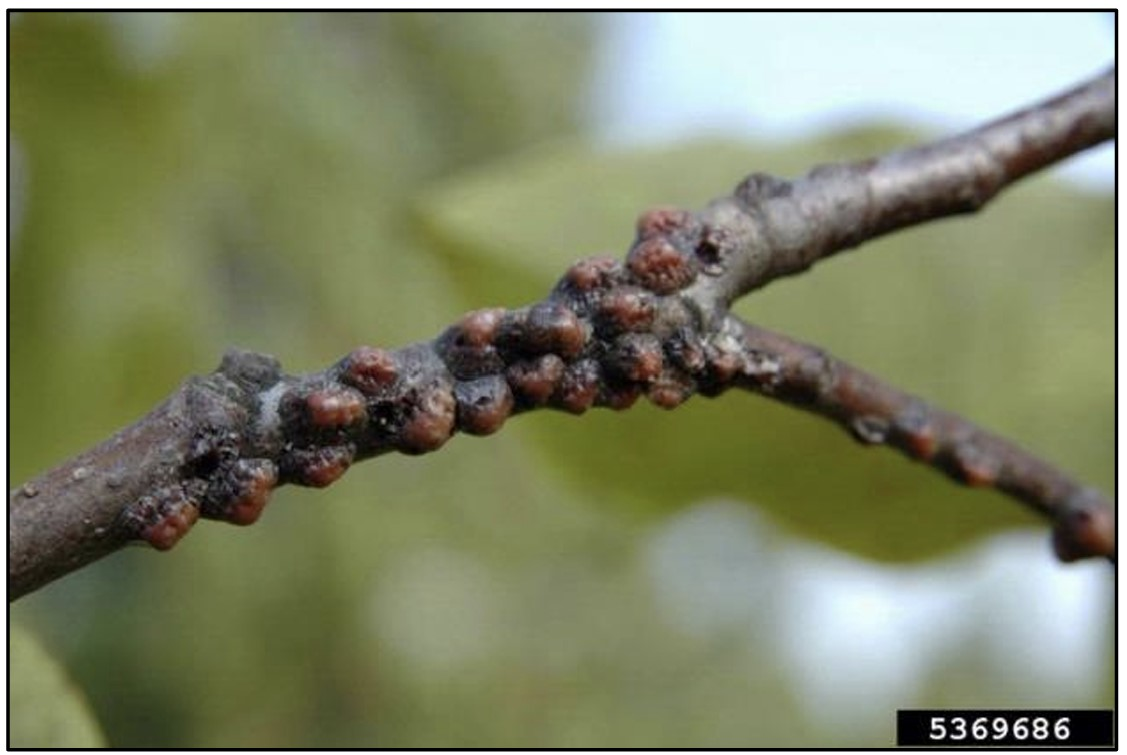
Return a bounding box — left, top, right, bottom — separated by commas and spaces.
504, 302, 587, 359
306, 386, 367, 429
551, 359, 601, 415
635, 206, 693, 240
284, 445, 355, 488
455, 307, 506, 348
627, 237, 699, 295
595, 287, 656, 335
506, 354, 566, 407
647, 376, 695, 410
1053, 503, 1115, 562
558, 255, 624, 294
438, 308, 506, 380
125, 485, 200, 551
605, 333, 664, 384
341, 346, 399, 396
454, 375, 515, 436
215, 458, 279, 525
397, 385, 457, 454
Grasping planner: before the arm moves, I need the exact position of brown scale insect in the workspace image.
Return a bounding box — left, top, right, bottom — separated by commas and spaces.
647, 377, 695, 410
341, 346, 398, 395
596, 287, 656, 334
707, 349, 745, 385
551, 359, 601, 414
307, 386, 367, 429
127, 486, 200, 551
635, 206, 693, 240
950, 443, 998, 487
506, 354, 566, 406
559, 255, 623, 293
286, 445, 355, 488
895, 413, 938, 461
455, 308, 506, 348
454, 375, 514, 436
398, 385, 457, 454
503, 302, 587, 359
219, 459, 279, 525
627, 237, 699, 295
605, 333, 664, 384
1053, 504, 1115, 562
598, 383, 643, 411
666, 330, 708, 375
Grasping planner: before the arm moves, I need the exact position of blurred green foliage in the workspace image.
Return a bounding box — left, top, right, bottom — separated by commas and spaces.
9, 12, 1112, 748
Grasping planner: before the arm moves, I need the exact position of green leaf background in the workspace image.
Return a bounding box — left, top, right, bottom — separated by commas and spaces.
9, 13, 1112, 748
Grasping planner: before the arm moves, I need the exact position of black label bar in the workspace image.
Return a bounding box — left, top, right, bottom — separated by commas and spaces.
897, 709, 1113, 747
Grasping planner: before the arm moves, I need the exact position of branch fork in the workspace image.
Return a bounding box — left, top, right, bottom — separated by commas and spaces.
10, 68, 1115, 601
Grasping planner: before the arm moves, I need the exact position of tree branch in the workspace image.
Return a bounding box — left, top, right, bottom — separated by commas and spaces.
727, 318, 1114, 565
10, 67, 1115, 601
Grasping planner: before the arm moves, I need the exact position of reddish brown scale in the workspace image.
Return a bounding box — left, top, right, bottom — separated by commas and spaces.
599, 383, 643, 411
647, 378, 694, 410
129, 487, 200, 551
952, 444, 998, 487
667, 331, 707, 375
342, 346, 398, 395
223, 460, 278, 525
596, 288, 656, 334
552, 359, 601, 414
561, 256, 623, 292
520, 302, 587, 358
635, 206, 693, 240
1053, 505, 1115, 562
398, 385, 457, 454
903, 425, 938, 461
507, 354, 566, 406
606, 333, 664, 384
289, 446, 354, 488
708, 350, 744, 384
143, 501, 200, 551
456, 308, 506, 348
455, 376, 514, 436
627, 237, 699, 295
307, 386, 367, 428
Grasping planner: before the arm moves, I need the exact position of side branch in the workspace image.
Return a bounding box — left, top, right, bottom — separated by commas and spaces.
686, 67, 1115, 310
10, 68, 1114, 600
728, 319, 1115, 564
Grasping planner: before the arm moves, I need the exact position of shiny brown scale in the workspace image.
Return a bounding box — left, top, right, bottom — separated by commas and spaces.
287, 445, 354, 488
127, 486, 199, 551
398, 386, 457, 454
342, 346, 398, 395
627, 237, 699, 294
552, 359, 600, 414
455, 308, 506, 348
951, 444, 998, 487
635, 206, 693, 240
647, 378, 694, 410
596, 288, 656, 334
666, 331, 707, 374
455, 376, 514, 436
606, 333, 664, 384
221, 459, 279, 525
518, 302, 586, 358
560, 256, 623, 293
1053, 505, 1115, 562
599, 383, 643, 411
307, 386, 367, 428
507, 354, 565, 406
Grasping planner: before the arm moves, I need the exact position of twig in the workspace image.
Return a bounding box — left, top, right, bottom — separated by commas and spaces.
10, 67, 1115, 601
727, 318, 1115, 565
